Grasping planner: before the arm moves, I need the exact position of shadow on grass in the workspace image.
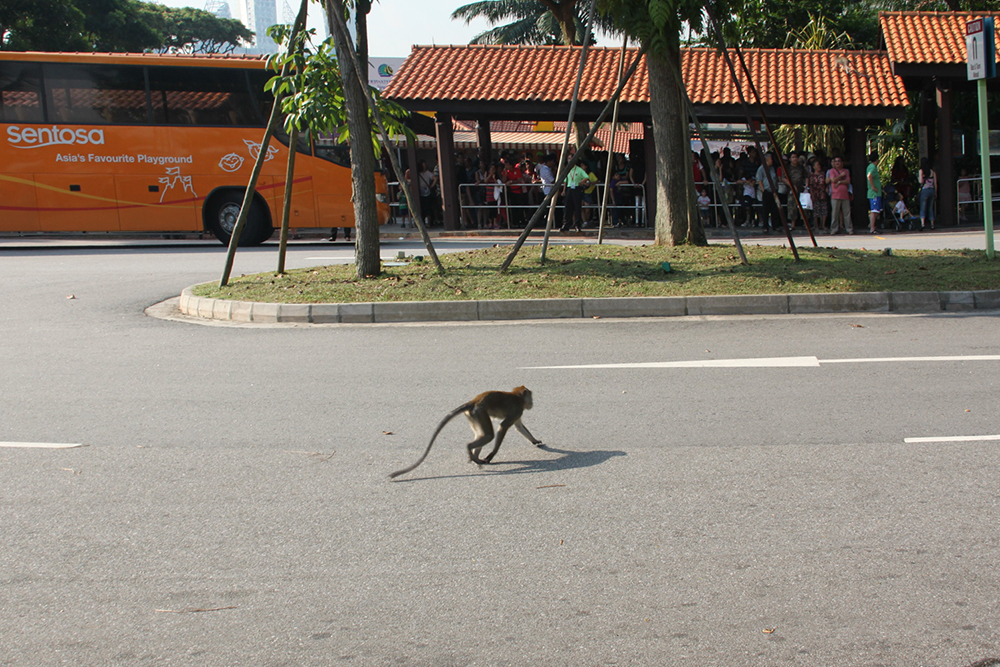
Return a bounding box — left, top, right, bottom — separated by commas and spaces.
738, 247, 998, 293
434, 246, 996, 293
389, 445, 626, 483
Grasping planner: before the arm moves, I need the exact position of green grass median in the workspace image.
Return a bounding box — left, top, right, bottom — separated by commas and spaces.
193, 244, 999, 304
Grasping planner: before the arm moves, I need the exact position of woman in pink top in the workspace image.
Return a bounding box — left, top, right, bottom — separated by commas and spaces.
826, 156, 853, 234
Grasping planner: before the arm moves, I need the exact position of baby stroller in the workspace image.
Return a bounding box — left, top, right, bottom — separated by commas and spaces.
889, 198, 917, 231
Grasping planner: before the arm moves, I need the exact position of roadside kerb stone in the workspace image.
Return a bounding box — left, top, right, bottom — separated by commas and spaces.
231, 300, 253, 322
583, 296, 686, 318
310, 304, 339, 324
789, 291, 889, 314
974, 289, 1000, 310
276, 304, 310, 323
178, 289, 194, 314
196, 295, 215, 319
339, 302, 374, 323
478, 298, 583, 320
176, 285, 1000, 324
373, 300, 479, 323
889, 291, 940, 313
251, 302, 279, 322
211, 299, 233, 320
686, 294, 788, 316
939, 291, 975, 311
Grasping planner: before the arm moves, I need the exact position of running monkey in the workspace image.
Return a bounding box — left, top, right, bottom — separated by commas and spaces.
389, 386, 542, 479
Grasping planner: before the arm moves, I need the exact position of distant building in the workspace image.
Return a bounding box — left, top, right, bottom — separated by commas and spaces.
231, 0, 278, 54
204, 0, 231, 19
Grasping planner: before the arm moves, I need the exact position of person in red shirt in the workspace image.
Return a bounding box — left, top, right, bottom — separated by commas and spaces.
502, 154, 527, 226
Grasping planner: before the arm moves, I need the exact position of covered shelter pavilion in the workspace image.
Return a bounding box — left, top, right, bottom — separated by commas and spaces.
384, 44, 910, 231
880, 11, 1000, 226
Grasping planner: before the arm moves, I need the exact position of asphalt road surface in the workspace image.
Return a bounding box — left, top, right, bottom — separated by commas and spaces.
2, 238, 998, 666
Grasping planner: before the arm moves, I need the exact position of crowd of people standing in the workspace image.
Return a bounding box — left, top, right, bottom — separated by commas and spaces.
398, 148, 645, 232
698, 146, 940, 235
397, 145, 948, 236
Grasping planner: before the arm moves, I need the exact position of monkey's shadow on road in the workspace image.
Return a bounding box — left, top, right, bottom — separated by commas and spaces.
391, 445, 627, 483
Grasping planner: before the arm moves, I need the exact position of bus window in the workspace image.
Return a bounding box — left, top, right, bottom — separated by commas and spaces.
43, 63, 148, 125
0, 62, 44, 123
314, 136, 351, 168
147, 67, 267, 127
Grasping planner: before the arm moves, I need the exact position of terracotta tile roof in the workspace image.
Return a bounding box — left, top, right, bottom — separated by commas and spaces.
385, 45, 908, 110
880, 11, 1000, 65
385, 45, 648, 104
683, 48, 906, 108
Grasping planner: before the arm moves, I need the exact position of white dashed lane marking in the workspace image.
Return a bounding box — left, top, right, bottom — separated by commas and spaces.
0, 442, 85, 449
904, 435, 1000, 443
525, 354, 1000, 369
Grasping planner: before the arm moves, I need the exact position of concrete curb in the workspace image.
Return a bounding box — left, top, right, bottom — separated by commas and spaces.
177, 286, 1000, 324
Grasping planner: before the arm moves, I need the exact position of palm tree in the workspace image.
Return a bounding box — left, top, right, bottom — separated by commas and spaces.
451, 0, 611, 46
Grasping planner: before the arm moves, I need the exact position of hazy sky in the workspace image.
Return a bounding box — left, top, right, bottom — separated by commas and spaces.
155, 0, 497, 58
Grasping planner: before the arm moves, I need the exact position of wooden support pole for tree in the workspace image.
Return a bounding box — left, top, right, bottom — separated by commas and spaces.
277, 123, 299, 275
598, 35, 628, 245
219, 0, 308, 287
662, 52, 748, 265
327, 5, 445, 273
540, 0, 598, 263
704, 2, 813, 259
500, 44, 648, 273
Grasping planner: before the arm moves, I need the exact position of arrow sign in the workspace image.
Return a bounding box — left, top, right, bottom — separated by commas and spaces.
967, 18, 996, 81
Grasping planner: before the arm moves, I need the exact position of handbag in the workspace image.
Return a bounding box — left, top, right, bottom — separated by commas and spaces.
799, 191, 813, 210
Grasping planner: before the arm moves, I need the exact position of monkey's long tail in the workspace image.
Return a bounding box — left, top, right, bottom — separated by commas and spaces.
388, 403, 473, 479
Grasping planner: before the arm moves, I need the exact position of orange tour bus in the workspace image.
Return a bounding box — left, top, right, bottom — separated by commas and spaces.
0, 50, 389, 245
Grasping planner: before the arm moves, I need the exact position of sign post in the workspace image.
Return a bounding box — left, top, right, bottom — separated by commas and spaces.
967, 17, 996, 259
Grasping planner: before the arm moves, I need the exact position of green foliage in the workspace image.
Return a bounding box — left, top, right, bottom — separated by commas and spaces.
142, 5, 253, 54
1, 0, 159, 51
265, 25, 414, 156
451, 0, 615, 45
782, 12, 855, 49
1, 0, 251, 53
599, 0, 716, 57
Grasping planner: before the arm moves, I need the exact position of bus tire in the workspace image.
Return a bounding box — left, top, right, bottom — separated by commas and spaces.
206, 190, 273, 246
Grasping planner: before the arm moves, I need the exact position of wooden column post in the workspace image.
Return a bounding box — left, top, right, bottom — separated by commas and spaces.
847, 122, 867, 230
476, 119, 492, 170
435, 112, 460, 230
937, 83, 955, 226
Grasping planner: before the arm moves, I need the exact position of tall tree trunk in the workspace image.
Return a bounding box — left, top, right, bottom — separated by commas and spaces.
685, 118, 707, 245
646, 46, 688, 246
325, 0, 380, 278
355, 0, 370, 62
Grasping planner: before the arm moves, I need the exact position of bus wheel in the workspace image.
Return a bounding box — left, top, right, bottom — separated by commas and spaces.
207, 191, 273, 246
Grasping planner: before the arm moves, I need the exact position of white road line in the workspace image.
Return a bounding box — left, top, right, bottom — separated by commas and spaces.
528, 356, 822, 369
904, 435, 1000, 443
822, 355, 1000, 364
526, 354, 1000, 370
0, 442, 85, 449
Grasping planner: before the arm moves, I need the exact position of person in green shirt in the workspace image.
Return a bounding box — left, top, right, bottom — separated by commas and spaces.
560, 159, 591, 233
866, 151, 882, 234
